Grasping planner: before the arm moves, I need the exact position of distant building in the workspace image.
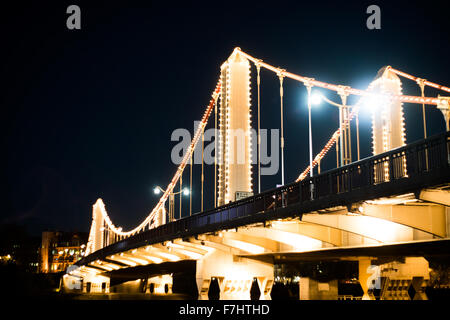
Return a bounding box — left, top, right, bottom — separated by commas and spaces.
39, 231, 87, 273
0, 224, 40, 272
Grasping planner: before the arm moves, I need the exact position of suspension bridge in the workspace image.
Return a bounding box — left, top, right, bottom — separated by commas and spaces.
62, 48, 450, 300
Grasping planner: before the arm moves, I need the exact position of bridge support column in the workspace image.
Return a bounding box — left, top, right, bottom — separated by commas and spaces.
358, 258, 376, 300
147, 274, 173, 294
81, 274, 110, 293
299, 278, 338, 300
379, 257, 429, 300
61, 273, 83, 292
196, 250, 273, 300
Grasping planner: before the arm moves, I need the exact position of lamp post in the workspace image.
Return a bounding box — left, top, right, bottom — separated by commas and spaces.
417, 78, 427, 139
310, 91, 360, 166
154, 186, 189, 222
306, 85, 316, 201
306, 85, 314, 178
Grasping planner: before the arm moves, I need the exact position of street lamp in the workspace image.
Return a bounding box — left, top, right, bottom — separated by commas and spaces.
310, 91, 361, 166
310, 92, 323, 106
363, 93, 389, 110
153, 185, 189, 222
153, 186, 162, 195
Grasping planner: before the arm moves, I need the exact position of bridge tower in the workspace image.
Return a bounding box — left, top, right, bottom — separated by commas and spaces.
217, 49, 253, 205
86, 199, 115, 255
368, 67, 407, 181
86, 199, 105, 255
369, 67, 406, 155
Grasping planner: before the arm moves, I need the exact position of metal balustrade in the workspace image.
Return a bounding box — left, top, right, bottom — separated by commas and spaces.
78, 131, 450, 266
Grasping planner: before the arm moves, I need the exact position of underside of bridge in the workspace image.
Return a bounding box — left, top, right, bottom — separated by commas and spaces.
63, 183, 450, 300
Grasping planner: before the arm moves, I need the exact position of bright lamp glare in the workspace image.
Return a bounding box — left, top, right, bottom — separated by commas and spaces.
183, 188, 190, 196
153, 187, 161, 195
364, 94, 388, 110
310, 92, 322, 105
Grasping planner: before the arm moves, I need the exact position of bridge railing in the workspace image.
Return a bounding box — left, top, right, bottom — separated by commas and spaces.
78, 131, 450, 265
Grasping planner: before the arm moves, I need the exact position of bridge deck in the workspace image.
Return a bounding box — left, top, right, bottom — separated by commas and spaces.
240, 239, 450, 264
78, 131, 450, 266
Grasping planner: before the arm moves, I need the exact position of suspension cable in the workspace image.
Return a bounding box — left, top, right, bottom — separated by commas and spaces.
256, 62, 262, 194
388, 67, 450, 93
297, 103, 361, 181
235, 48, 443, 105
179, 175, 182, 220
356, 111, 360, 161
189, 154, 192, 216
94, 81, 221, 237
201, 126, 205, 212
214, 99, 217, 208
278, 71, 285, 185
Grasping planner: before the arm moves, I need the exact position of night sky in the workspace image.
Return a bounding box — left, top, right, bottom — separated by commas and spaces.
1, 1, 449, 235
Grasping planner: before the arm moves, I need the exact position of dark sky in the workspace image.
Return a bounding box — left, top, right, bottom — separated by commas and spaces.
1, 1, 449, 235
